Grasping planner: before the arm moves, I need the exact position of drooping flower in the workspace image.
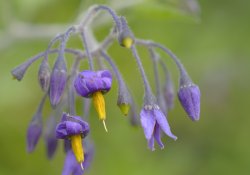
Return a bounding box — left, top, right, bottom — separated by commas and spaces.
140, 104, 177, 151
56, 113, 90, 167
74, 70, 112, 132
178, 83, 200, 121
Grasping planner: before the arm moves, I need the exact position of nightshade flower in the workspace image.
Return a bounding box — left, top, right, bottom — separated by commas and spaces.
74, 70, 112, 132
140, 104, 177, 151
56, 113, 90, 168
178, 83, 200, 121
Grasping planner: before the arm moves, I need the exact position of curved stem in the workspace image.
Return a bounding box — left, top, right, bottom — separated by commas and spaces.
68, 57, 81, 115
135, 39, 191, 83
80, 29, 94, 70
131, 45, 154, 104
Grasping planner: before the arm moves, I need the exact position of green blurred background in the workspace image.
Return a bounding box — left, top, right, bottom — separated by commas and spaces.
1, 0, 250, 175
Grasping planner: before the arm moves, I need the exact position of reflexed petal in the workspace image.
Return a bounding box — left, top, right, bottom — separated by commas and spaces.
56, 122, 67, 139
148, 136, 155, 151
154, 109, 177, 140
154, 122, 164, 149
140, 108, 156, 140
66, 121, 83, 135
56, 114, 90, 139
74, 70, 112, 97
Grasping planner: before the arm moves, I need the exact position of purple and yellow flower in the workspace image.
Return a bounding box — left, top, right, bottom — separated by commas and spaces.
74, 70, 112, 132
140, 104, 177, 151
178, 84, 200, 121
56, 113, 90, 167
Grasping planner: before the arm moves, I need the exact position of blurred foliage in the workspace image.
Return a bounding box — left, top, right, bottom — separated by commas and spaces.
1, 0, 250, 175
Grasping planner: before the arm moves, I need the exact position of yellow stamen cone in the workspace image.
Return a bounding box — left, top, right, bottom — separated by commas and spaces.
93, 91, 108, 132
122, 37, 133, 48
118, 103, 130, 116
71, 134, 84, 163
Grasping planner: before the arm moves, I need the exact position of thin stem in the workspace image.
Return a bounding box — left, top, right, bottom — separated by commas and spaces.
95, 5, 121, 31
36, 93, 48, 117
100, 50, 125, 89
58, 27, 76, 61
148, 48, 161, 99
135, 39, 191, 82
131, 45, 154, 104
44, 34, 63, 62
80, 29, 94, 70
68, 57, 81, 115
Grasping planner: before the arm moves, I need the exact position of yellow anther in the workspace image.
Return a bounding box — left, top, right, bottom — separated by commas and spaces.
71, 134, 84, 163
118, 103, 130, 116
93, 91, 108, 132
122, 37, 133, 48
93, 91, 106, 120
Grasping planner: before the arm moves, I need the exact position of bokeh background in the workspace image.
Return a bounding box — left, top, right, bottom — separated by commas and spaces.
1, 0, 250, 175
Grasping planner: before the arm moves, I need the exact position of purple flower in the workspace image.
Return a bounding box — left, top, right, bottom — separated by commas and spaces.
26, 114, 42, 153
140, 104, 177, 151
62, 142, 94, 175
49, 57, 67, 108
56, 113, 89, 139
74, 70, 112, 98
178, 84, 200, 121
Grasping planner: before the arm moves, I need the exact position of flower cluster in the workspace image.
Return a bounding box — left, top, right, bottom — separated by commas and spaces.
12, 4, 201, 175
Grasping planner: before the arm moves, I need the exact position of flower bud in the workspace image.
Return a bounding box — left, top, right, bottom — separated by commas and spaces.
118, 17, 134, 48
38, 60, 51, 92
117, 86, 131, 116
11, 60, 33, 81
178, 83, 200, 121
49, 57, 67, 108
26, 113, 42, 153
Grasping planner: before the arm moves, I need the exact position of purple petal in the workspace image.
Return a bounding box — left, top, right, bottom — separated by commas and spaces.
74, 70, 112, 97
178, 84, 200, 121
56, 122, 68, 139
154, 109, 177, 141
140, 108, 156, 140
62, 150, 80, 175
56, 114, 90, 138
148, 136, 155, 151
154, 122, 164, 149
66, 121, 83, 135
